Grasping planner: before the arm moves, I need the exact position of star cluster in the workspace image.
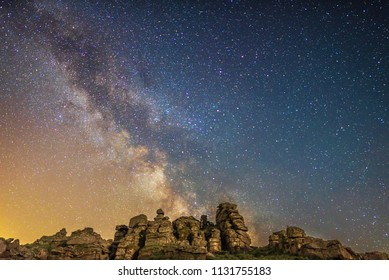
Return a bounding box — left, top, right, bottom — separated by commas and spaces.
0, 1, 388, 252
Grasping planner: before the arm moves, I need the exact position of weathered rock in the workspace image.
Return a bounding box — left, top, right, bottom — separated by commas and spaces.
206, 227, 222, 253
114, 229, 146, 259
143, 220, 175, 246
28, 228, 68, 260
0, 238, 7, 255
67, 228, 100, 245
200, 215, 208, 229
137, 210, 176, 259
268, 226, 360, 260
129, 214, 148, 228
114, 218, 148, 260
49, 228, 110, 260
0, 238, 32, 260
173, 216, 207, 247
269, 230, 287, 247
300, 238, 358, 260
0, 238, 15, 259
109, 225, 129, 259
216, 202, 251, 252
361, 251, 389, 260
113, 225, 129, 242
0, 228, 110, 260
3, 202, 387, 260
132, 213, 209, 260
112, 214, 149, 260
287, 226, 306, 238
155, 209, 165, 221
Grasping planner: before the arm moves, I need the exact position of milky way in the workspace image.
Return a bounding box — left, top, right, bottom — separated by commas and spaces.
0, 1, 388, 252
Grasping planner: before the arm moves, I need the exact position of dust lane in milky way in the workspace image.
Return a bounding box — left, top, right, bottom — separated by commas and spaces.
0, 1, 388, 252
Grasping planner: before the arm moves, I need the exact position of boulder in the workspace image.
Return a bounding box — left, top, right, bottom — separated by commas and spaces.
113, 225, 129, 242
173, 216, 207, 247
154, 209, 165, 221
114, 225, 147, 260
362, 251, 389, 260
206, 227, 222, 253
67, 228, 101, 245
286, 226, 306, 238
268, 226, 359, 260
113, 215, 148, 260
216, 202, 251, 252
137, 210, 176, 259
48, 228, 110, 260
129, 214, 148, 228
0, 238, 7, 255
300, 238, 358, 260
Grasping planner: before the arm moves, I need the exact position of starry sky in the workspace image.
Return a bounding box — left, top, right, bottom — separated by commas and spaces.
0, 1, 388, 253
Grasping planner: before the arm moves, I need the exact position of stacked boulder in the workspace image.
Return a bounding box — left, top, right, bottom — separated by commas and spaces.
205, 227, 222, 253
173, 216, 207, 247
112, 209, 210, 260
268, 226, 359, 260
112, 214, 148, 260
200, 214, 221, 253
216, 202, 251, 253
110, 204, 245, 259
269, 226, 305, 255
137, 209, 177, 259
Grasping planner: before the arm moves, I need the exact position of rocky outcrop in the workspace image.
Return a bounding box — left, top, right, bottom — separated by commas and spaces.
0, 228, 110, 260
300, 238, 358, 260
173, 216, 207, 247
216, 202, 251, 253
137, 210, 208, 260
0, 238, 31, 260
112, 208, 226, 260
49, 228, 110, 260
2, 203, 387, 260
268, 226, 361, 260
112, 214, 148, 260
361, 251, 389, 260
268, 227, 306, 255
205, 227, 222, 253
136, 210, 176, 259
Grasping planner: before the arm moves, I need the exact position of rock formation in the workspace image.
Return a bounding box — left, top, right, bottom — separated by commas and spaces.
361, 251, 389, 260
267, 226, 387, 260
0, 228, 110, 260
1, 203, 387, 260
205, 227, 222, 253
109, 205, 236, 260
137, 210, 177, 259
112, 214, 148, 260
216, 202, 251, 253
50, 228, 110, 260
173, 216, 207, 247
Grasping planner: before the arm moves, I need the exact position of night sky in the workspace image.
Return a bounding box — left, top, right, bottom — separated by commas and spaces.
0, 1, 388, 253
